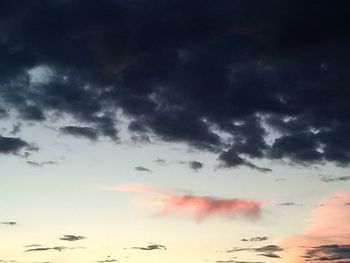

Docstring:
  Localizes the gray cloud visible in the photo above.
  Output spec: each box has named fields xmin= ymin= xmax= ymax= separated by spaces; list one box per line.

xmin=189 ymin=161 xmax=203 ymax=171
xmin=135 ymin=166 xmax=152 ymax=172
xmin=60 ymin=126 xmax=99 ymax=141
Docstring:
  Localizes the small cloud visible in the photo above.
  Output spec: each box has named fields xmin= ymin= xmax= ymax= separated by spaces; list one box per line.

xmin=60 ymin=235 xmax=86 ymax=241
xmin=189 ymin=161 xmax=203 ymax=171
xmin=241 ymin=236 xmax=269 ymax=242
xmin=27 ymin=161 xmax=57 ymax=167
xmin=277 ymin=202 xmax=295 ymax=206
xmin=131 ymin=243 xmax=167 ymax=251
xmin=135 ymin=166 xmax=152 ymax=172
xmin=154 ymin=158 xmax=166 ymax=165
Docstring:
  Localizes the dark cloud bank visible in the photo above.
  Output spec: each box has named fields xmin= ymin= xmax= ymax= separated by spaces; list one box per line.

xmin=1 ymin=1 xmax=350 ymax=169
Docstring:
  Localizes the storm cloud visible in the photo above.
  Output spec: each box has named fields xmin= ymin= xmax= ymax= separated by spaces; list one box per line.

xmin=0 ymin=1 xmax=350 ymax=169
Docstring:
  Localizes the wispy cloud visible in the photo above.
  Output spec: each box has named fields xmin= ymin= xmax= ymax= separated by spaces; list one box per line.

xmin=25 ymin=246 xmax=84 ymax=252
xmin=135 ymin=166 xmax=152 ymax=172
xmin=60 ymin=235 xmax=86 ymax=241
xmin=27 ymin=161 xmax=57 ymax=167
xmin=320 ymin=175 xmax=350 ymax=183
xmin=104 ymin=184 xmax=267 ymax=220
xmin=131 ymin=243 xmax=167 ymax=251
xmin=0 ymin=222 xmax=16 ymax=226
xmin=241 ymin=236 xmax=269 ymax=242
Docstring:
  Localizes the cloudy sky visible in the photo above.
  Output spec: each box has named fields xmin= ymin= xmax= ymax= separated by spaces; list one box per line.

xmin=1 ymin=1 xmax=350 ymax=263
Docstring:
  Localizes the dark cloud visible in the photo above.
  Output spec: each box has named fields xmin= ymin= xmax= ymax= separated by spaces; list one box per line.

xmin=135 ymin=166 xmax=152 ymax=172
xmin=241 ymin=236 xmax=269 ymax=242
xmin=131 ymin=243 xmax=167 ymax=251
xmin=189 ymin=161 xmax=203 ymax=171
xmin=0 ymin=222 xmax=16 ymax=225
xmin=304 ymin=244 xmax=350 ymax=261
xmin=320 ymin=175 xmax=350 ymax=183
xmin=25 ymin=246 xmax=84 ymax=252
xmin=59 ymin=235 xmax=86 ymax=242
xmin=60 ymin=126 xmax=99 ymax=141
xmin=1 ymin=1 xmax=350 ymax=167
xmin=0 ymin=135 xmax=31 ymax=154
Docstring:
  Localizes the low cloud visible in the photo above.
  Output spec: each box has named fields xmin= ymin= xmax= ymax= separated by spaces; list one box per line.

xmin=104 ymin=183 xmax=267 ymax=221
xmin=227 ymin=244 xmax=283 ymax=259
xmin=60 ymin=235 xmax=86 ymax=241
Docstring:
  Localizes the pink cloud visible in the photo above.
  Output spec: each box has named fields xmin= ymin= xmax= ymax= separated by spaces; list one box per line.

xmin=104 ymin=183 xmax=266 ymax=220
xmin=281 ymin=192 xmax=350 ymax=263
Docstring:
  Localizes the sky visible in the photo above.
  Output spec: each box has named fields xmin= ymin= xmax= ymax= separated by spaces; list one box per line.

xmin=0 ymin=1 xmax=350 ymax=263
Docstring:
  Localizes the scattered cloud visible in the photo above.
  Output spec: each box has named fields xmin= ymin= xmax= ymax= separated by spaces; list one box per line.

xmin=60 ymin=235 xmax=86 ymax=242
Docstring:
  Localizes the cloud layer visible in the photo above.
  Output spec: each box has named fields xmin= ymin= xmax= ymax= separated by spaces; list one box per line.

xmin=1 ymin=1 xmax=350 ymax=168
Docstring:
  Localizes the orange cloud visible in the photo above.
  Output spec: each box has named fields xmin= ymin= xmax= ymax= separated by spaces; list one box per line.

xmin=281 ymin=192 xmax=350 ymax=262
xmin=104 ymin=183 xmax=266 ymax=220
